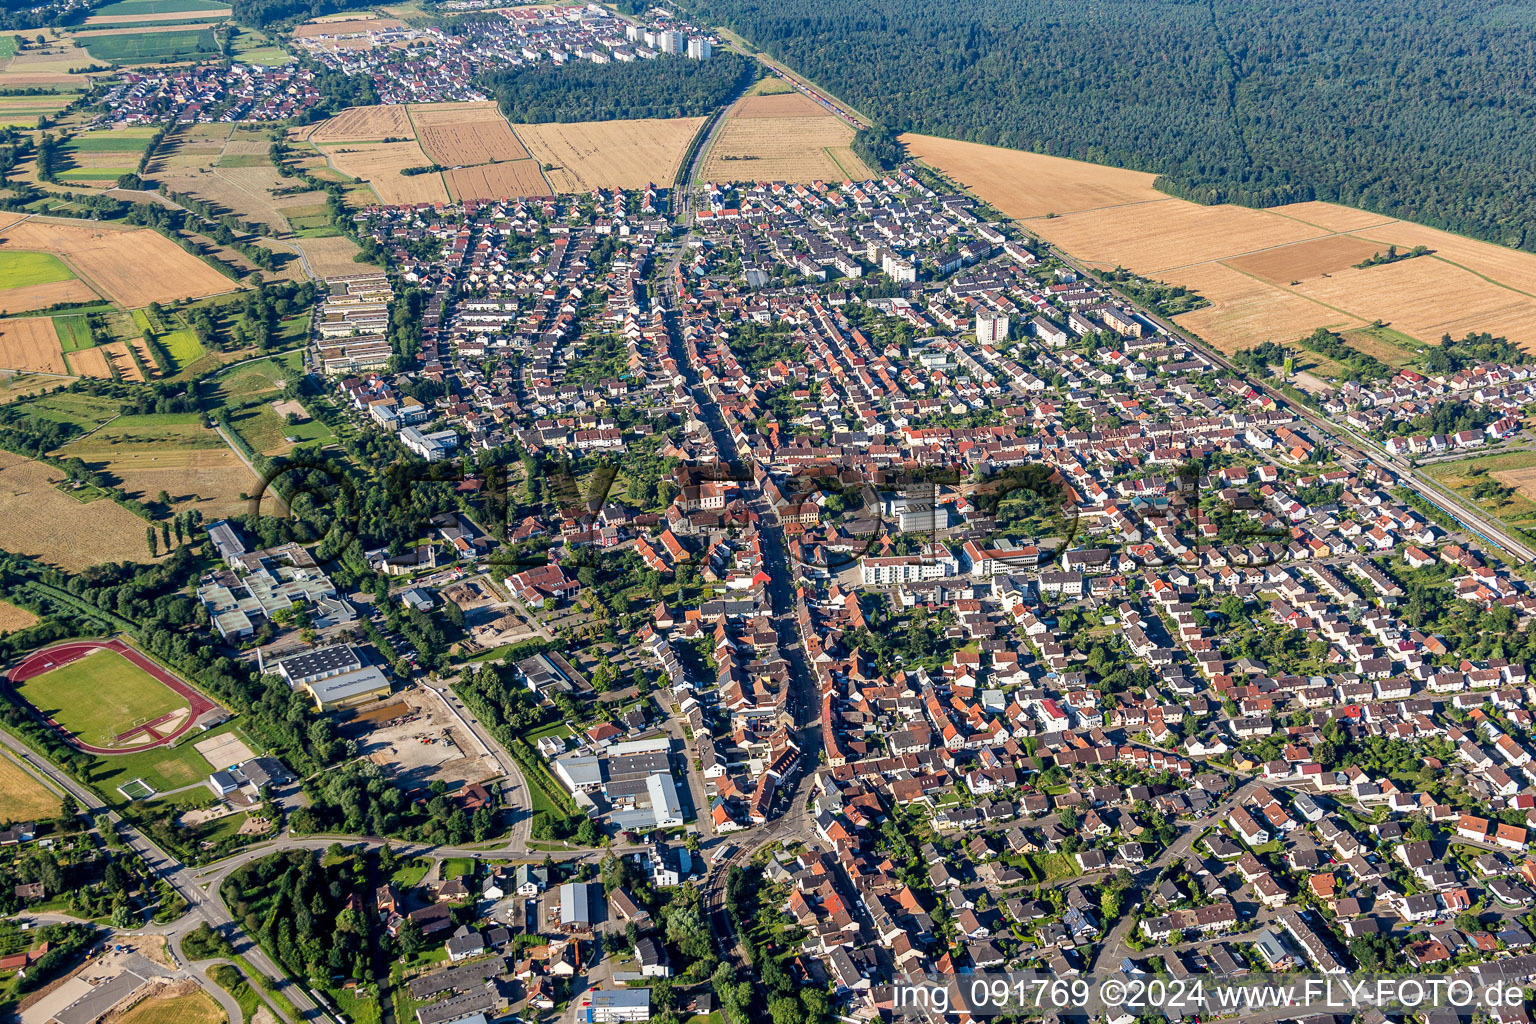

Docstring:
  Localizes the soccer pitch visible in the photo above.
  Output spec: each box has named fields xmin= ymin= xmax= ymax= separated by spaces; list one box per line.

xmin=14 ymin=649 xmax=189 ymax=749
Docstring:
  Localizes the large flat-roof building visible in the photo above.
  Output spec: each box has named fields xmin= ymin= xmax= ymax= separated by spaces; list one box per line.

xmin=580 ymin=988 xmax=650 ymax=1023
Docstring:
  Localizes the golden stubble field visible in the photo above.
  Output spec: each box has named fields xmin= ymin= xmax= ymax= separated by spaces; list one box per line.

xmin=700 ymin=113 xmax=872 ymax=185
xmin=311 ymin=103 xmax=411 ymax=142
xmin=317 ymin=140 xmax=448 ymax=204
xmin=0 ymin=217 xmax=236 ymax=306
xmin=56 ymin=439 xmax=257 ymax=518
xmin=443 ymin=161 xmax=550 ymax=200
xmin=0 ymin=752 xmax=59 ymax=823
xmin=410 ymin=101 xmax=529 ymax=165
xmin=519 ymin=117 xmax=706 ymax=192
xmin=909 ymin=136 xmax=1536 ymax=354
xmin=0 ymin=450 xmax=165 ymax=569
xmin=0 ymin=317 xmax=68 ymax=374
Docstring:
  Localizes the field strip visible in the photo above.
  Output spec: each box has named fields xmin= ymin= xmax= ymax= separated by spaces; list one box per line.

xmin=1016 ymin=196 xmax=1188 ymax=219
xmin=210 ymin=165 xmax=293 ymax=233
xmin=1264 ymin=206 xmax=1399 ymax=233
xmin=1212 ymin=259 xmax=1376 ymax=325
xmin=1150 ymin=224 xmax=1369 ymax=275
xmin=1344 ymin=234 xmax=1536 ymax=302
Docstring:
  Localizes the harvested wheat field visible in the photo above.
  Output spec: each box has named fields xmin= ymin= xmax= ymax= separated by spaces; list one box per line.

xmin=0 ymin=317 xmax=68 ymax=374
xmin=0 ymin=278 xmax=99 ymax=313
xmin=520 ymin=117 xmax=705 ymax=192
xmin=67 ymin=345 xmax=114 ymax=378
xmin=0 ymin=372 xmax=70 ymax=403
xmin=1493 ymin=466 xmax=1536 ymax=503
xmin=904 ymin=134 xmax=1162 ymax=219
xmin=84 ymin=7 xmax=229 ymax=23
xmin=1224 ymin=234 xmax=1384 ymax=285
xmin=1269 ymin=201 xmax=1399 ymax=233
xmin=1168 ymin=262 xmax=1365 ymax=353
xmin=1031 ymin=199 xmax=1327 ymax=273
xmin=0 ymin=753 xmax=58 ymax=823
xmin=1293 ymin=257 xmax=1536 ymax=344
xmin=0 ymin=450 xmax=163 ymax=569
xmin=0 ymin=218 xmax=235 ymax=306
xmin=73 ymin=21 xmax=220 ymax=35
xmin=700 ymin=115 xmax=870 ymax=185
xmin=318 ymin=140 xmax=447 ymax=204
xmin=417 ymin=117 xmax=528 ymax=167
xmin=116 ymin=986 xmax=224 ymax=1024
xmin=101 ymin=340 xmax=145 ymax=380
xmin=0 ymin=599 xmax=39 ymax=633
xmin=1348 ymin=220 xmax=1536 ymax=297
xmin=443 ymin=161 xmax=549 ymax=200
xmin=312 ymin=103 xmax=411 ymax=142
xmin=730 ymin=92 xmax=827 ymax=118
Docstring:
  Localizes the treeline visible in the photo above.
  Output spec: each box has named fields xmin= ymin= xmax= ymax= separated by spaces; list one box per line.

xmin=851 ymin=124 xmax=903 ymax=172
xmin=231 ymin=0 xmax=371 ymax=29
xmin=1296 ymin=327 xmax=1392 ymax=382
xmin=684 ymin=0 xmax=1536 ymax=251
xmin=478 ymin=51 xmax=755 ymax=123
xmin=1423 ymin=331 xmax=1535 ymax=375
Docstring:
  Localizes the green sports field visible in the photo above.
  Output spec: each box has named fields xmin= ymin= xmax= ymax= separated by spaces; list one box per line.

xmin=0 ymin=251 xmax=76 ymax=289
xmin=14 ymin=649 xmax=190 ymax=749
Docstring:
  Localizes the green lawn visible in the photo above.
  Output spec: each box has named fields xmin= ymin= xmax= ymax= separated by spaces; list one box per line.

xmin=1021 ymin=852 xmax=1080 ymax=883
xmin=0 ymin=251 xmax=75 ymax=289
xmin=14 ymin=648 xmax=189 ymax=749
xmin=88 ymin=721 xmax=249 ymax=804
xmin=390 ymin=858 xmax=430 ymax=888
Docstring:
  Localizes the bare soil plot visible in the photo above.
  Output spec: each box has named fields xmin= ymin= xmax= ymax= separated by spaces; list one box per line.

xmin=1031 ymin=199 xmax=1328 ymax=274
xmin=519 ymin=116 xmax=704 ymax=192
xmin=0 ymin=450 xmax=163 ymax=569
xmin=0 ymin=316 xmax=68 ymax=374
xmin=1224 ymin=234 xmax=1384 ymax=284
xmin=443 ymin=160 xmax=549 ymax=200
xmin=193 ymin=730 xmax=255 ymax=767
xmin=1268 ymin=200 xmax=1399 ymax=233
xmin=318 ymin=140 xmax=447 ymax=204
xmin=0 ymin=217 xmax=236 ymax=306
xmin=311 ymin=104 xmax=411 ymax=142
xmin=1164 ymin=261 xmax=1365 ymax=353
xmin=0 ymin=277 xmax=99 ymax=313
xmin=903 ymin=133 xmax=1162 ymax=219
xmin=730 ymin=91 xmax=826 ymax=117
xmin=700 ymin=114 xmax=873 ymax=185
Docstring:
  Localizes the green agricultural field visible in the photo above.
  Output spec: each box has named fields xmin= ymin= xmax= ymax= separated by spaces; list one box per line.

xmin=91 ymin=0 xmax=230 ymax=14
xmin=66 ymin=130 xmax=155 ymax=153
xmin=0 ymin=251 xmax=75 ymax=290
xmin=54 ymin=314 xmax=94 ymax=352
xmin=57 ymin=168 xmax=137 ymax=182
xmin=0 ymin=36 xmax=16 ymax=58
xmin=82 ymin=28 xmax=219 ymax=63
xmin=13 ymin=648 xmax=189 ymax=749
xmin=16 ymin=390 xmax=117 ymax=429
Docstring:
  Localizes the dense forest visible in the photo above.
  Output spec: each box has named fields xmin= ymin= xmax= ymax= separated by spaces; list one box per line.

xmin=231 ymin=0 xmax=370 ymax=29
xmin=479 ymin=51 xmax=755 ymax=123
xmin=684 ymin=0 xmax=1536 ymax=250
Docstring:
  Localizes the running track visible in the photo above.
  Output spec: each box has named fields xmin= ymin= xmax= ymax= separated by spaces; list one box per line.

xmin=7 ymin=639 xmax=217 ymax=754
